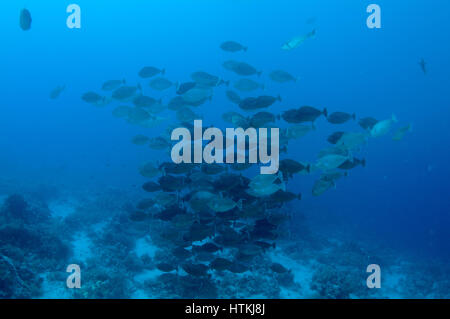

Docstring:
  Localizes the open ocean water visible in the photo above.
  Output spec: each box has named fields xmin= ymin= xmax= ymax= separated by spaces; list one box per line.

xmin=0 ymin=1 xmax=449 ymax=299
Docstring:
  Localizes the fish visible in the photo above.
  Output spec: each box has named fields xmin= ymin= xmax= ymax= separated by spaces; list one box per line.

xmin=191 ymin=71 xmax=228 ymax=87
xmin=112 ymin=85 xmax=141 ymax=101
xmin=269 ymin=70 xmax=296 ymax=83
xmin=133 ymin=95 xmax=160 ymax=108
xmin=270 ymin=263 xmax=290 ymax=273
xmin=338 ymin=158 xmax=366 ymax=170
xmin=19 ymin=9 xmax=32 ymax=31
xmin=172 ymin=247 xmax=191 ymax=260
xmin=247 ymin=173 xmax=286 ymax=197
xmin=315 ymin=154 xmax=349 ymax=171
xmin=312 ymin=178 xmax=335 ymax=196
xmin=127 ymin=107 xmax=150 ymax=125
xmin=82 ymin=92 xmax=107 ymax=105
xmin=212 ymin=173 xmax=243 ymax=191
xmin=284 ymin=125 xmax=312 ymax=139
xmin=282 ymin=29 xmax=316 ymax=50
xmin=156 ymin=263 xmax=177 ymax=272
xmin=177 ymin=107 xmax=200 ymax=123
xmin=225 ymin=90 xmax=242 ymax=105
xmin=192 ymin=243 xmax=222 ymax=253
xmin=154 ymin=192 xmax=177 ymax=207
xmin=176 ymin=82 xmax=197 ymax=95
xmin=209 ymin=258 xmax=233 ymax=271
xmin=148 ymin=136 xmax=171 ymax=150
xmin=336 ymin=132 xmax=368 ymax=151
xmin=250 ymin=112 xmax=276 ymax=128
xmin=181 ymin=263 xmax=209 ymax=277
xmin=268 ymin=190 xmax=302 ymax=203
xmin=282 ymin=106 xmax=327 ymax=124
xmin=327 ymin=131 xmax=346 ymax=144
xmin=320 ymin=171 xmax=348 ymax=182
xmin=139 ymin=161 xmax=160 ymax=178
xmin=136 ymin=198 xmax=156 ymax=210
xmin=223 ymin=60 xmax=262 ymax=76
xmin=233 ymin=79 xmax=264 ymax=92
xmin=370 ymin=114 xmax=398 ymax=138
xmin=359 ymin=117 xmax=379 ymax=131
xmin=189 ymin=191 xmax=216 ymax=212
xmin=239 ymin=95 xmax=282 ymax=111
xmin=149 ymin=77 xmax=175 ymax=91
xmin=327 ymin=112 xmax=356 ymax=124
xmin=208 ymin=196 xmax=242 ymax=213
xmin=220 ymin=41 xmax=247 ymax=52
xmin=419 ymin=58 xmax=427 ymax=75
xmin=102 ymin=79 xmax=125 ymax=91
xmin=168 ymin=96 xmax=188 ymax=111
xmin=222 ymin=111 xmax=248 ymax=127
xmin=139 ymin=66 xmax=165 ymax=78
xmin=155 ymin=205 xmax=185 ymax=221
xmin=392 ymin=124 xmax=412 ymax=141
xmin=279 ymin=159 xmax=310 ymax=179
xmin=182 ymin=87 xmax=213 ymax=106
xmin=50 ymin=85 xmax=65 ymax=99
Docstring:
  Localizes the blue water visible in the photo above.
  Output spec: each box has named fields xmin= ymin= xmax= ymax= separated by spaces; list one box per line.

xmin=0 ymin=1 xmax=449 ymax=299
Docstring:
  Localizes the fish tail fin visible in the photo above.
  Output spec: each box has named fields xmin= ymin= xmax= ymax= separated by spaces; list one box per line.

xmin=123 ymin=78 xmax=126 ymax=84
xmin=137 ymin=83 xmax=142 ymax=92
xmin=323 ymin=108 xmax=328 ymax=117
xmin=277 ymin=95 xmax=282 ymax=102
xmin=225 ymin=80 xmax=230 ymax=87
xmin=361 ymin=158 xmax=366 ymax=167
xmin=297 ymin=193 xmax=302 ymax=200
xmin=257 ymin=71 xmax=263 ymax=77
xmin=244 ymin=46 xmax=248 ymax=52
xmin=276 ymin=114 xmax=281 ymax=121
xmin=352 ymin=113 xmax=356 ymax=120
xmin=158 ymin=98 xmax=163 ymax=104
xmin=306 ymin=164 xmax=311 ymax=173
xmin=161 ymin=69 xmax=166 ymax=75
xmin=272 ymin=242 xmax=276 ymax=249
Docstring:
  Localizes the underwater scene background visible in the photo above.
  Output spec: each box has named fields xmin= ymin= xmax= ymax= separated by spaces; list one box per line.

xmin=0 ymin=0 xmax=449 ymax=299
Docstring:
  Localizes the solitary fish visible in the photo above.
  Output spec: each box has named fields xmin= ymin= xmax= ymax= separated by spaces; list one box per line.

xmin=269 ymin=70 xmax=296 ymax=83
xmin=20 ymin=9 xmax=32 ymax=31
xmin=282 ymin=29 xmax=316 ymax=50
xmin=50 ymin=85 xmax=65 ymax=99
xmin=419 ymin=58 xmax=427 ymax=75
xmin=392 ymin=124 xmax=412 ymax=141
xmin=139 ymin=66 xmax=165 ymax=78
xmin=220 ymin=41 xmax=247 ymax=53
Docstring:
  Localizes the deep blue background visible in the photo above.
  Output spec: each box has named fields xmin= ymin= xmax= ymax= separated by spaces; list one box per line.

xmin=0 ymin=1 xmax=449 ymax=261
